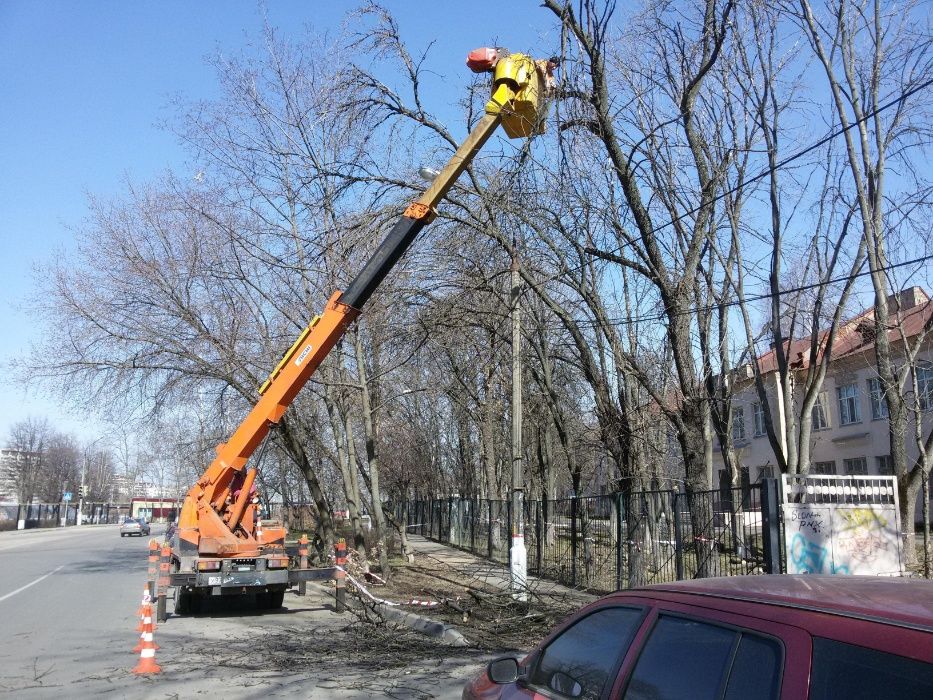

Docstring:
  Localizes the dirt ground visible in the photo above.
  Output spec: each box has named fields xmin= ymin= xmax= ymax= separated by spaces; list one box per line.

xmin=339 ymin=550 xmax=583 ymax=653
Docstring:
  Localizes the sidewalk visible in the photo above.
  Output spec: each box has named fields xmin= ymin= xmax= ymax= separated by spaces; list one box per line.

xmin=403 ymin=534 xmax=597 ymax=607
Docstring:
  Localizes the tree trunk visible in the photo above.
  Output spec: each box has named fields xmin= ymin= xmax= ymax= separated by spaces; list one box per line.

xmin=353 ymin=327 xmax=391 ymax=576
xmin=323 ymin=370 xmax=366 ymax=554
xmin=278 ymin=416 xmax=335 ymax=555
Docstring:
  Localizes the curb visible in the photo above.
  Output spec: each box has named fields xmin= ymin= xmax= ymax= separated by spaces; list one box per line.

xmin=305 ymin=581 xmax=469 ymax=647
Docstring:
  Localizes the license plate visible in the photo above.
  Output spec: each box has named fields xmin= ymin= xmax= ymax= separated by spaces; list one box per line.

xmin=208 ymin=576 xmax=221 ymax=585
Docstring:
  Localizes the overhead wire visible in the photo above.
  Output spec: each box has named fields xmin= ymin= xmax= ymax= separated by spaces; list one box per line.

xmin=367 ymin=64 xmax=933 ymax=337
xmin=547 ymin=251 xmax=933 ymax=331
xmin=459 ymin=70 xmax=933 ymax=338
xmin=529 ymin=73 xmax=933 ymax=284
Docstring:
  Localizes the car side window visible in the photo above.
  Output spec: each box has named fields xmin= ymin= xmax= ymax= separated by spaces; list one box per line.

xmin=723 ymin=633 xmax=783 ymax=700
xmin=529 ymin=606 xmax=645 ymax=699
xmin=809 ymin=637 xmax=933 ymax=700
xmin=624 ymin=615 xmax=782 ymax=700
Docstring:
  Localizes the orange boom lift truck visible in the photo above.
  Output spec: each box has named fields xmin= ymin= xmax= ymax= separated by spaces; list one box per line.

xmin=169 ymin=48 xmax=557 ymax=614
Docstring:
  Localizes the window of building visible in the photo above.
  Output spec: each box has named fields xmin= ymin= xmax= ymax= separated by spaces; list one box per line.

xmin=812 ymin=461 xmax=836 ymax=475
xmin=837 ymin=383 xmax=861 ymax=425
xmin=843 ymin=457 xmax=868 ymax=475
xmin=918 ymin=366 xmax=933 ymax=411
xmin=876 ymin=455 xmax=894 ymax=475
xmin=753 ymin=402 xmax=766 ymax=437
xmin=732 ymin=407 xmax=746 ymax=441
xmin=867 ymin=377 xmax=889 ymax=420
xmin=812 ymin=391 xmax=830 ymax=430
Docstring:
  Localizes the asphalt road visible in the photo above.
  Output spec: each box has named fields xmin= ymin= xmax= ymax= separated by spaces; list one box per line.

xmin=0 ymin=525 xmax=491 ymax=698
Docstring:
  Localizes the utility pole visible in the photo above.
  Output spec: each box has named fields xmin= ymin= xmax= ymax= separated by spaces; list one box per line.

xmin=510 ymin=247 xmax=527 ymax=601
xmin=77 ymin=450 xmax=87 ymax=526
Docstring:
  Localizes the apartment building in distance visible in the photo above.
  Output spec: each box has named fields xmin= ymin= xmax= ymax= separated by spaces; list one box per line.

xmin=715 ymin=287 xmax=933 ymax=511
xmin=0 ymin=449 xmax=26 ymax=502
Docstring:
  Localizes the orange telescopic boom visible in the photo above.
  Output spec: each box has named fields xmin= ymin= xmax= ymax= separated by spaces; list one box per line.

xmin=175 ymin=48 xmax=556 ymax=573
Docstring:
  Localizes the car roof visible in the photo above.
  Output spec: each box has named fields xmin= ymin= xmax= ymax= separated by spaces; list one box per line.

xmin=613 ymin=575 xmax=933 ymax=632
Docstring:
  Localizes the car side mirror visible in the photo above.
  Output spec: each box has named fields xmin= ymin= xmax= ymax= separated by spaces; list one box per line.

xmin=487 ymin=657 xmax=520 ymax=684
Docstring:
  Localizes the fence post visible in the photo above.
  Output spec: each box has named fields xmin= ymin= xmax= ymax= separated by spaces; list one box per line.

xmin=470 ymin=498 xmax=476 ymax=554
xmin=487 ymin=500 xmax=493 ymax=559
xmin=761 ymin=478 xmax=782 ymax=574
xmin=571 ymin=495 xmax=578 ymax=587
xmin=673 ymin=491 xmax=685 ymax=580
xmin=506 ymin=498 xmax=513 ymax=566
xmin=535 ymin=497 xmax=543 ymax=575
xmin=615 ymin=493 xmax=624 ymax=591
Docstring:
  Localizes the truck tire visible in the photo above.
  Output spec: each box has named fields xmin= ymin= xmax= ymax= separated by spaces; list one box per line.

xmin=175 ymin=588 xmax=192 ymax=615
xmin=256 ymin=590 xmax=285 ymax=610
xmin=265 ymin=590 xmax=285 ymax=609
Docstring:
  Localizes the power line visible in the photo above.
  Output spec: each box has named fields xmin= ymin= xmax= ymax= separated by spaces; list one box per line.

xmin=555 ymin=251 xmax=933 ymax=331
xmin=385 ymin=250 xmax=931 ymax=335
xmin=535 ymin=74 xmax=933 ymax=283
xmin=373 ymin=76 xmax=933 ymax=335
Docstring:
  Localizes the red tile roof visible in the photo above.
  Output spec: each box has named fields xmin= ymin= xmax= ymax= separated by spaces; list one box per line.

xmin=752 ymin=293 xmax=933 ymax=376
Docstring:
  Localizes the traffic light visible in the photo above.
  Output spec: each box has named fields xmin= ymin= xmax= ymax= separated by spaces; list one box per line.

xmin=79 ymin=484 xmax=89 ymax=498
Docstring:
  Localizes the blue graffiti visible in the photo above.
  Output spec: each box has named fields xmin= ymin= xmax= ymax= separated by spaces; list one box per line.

xmin=789 ymin=533 xmax=849 ymax=575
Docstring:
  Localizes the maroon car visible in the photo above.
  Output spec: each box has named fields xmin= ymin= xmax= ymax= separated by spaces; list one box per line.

xmin=463 ymin=575 xmax=933 ymax=700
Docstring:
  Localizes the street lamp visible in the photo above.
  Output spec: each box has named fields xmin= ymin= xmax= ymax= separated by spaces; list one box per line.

xmin=370 ymin=386 xmax=428 ymax=414
xmin=418 ymin=166 xmax=440 ymax=182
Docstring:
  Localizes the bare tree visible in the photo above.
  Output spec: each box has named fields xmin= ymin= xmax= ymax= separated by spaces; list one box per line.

xmin=7 ymin=417 xmax=52 ymax=503
xmin=795 ymin=0 xmax=933 ymax=566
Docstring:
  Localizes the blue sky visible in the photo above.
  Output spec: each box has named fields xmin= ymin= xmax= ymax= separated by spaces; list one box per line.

xmin=0 ymin=0 xmax=553 ymax=442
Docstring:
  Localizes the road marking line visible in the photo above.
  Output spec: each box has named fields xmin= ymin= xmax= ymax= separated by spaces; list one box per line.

xmin=0 ymin=565 xmax=65 ymax=603
xmin=0 ymin=526 xmax=114 ymax=552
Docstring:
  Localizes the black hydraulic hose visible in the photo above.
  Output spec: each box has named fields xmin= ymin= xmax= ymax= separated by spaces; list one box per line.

xmin=339 ymin=215 xmax=427 ymax=310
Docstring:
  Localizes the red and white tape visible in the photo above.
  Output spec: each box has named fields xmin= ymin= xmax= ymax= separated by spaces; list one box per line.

xmin=336 ymin=566 xmax=439 ymax=608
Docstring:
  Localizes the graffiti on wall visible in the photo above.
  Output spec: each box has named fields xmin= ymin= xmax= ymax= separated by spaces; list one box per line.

xmin=782 ymin=493 xmax=901 ymax=576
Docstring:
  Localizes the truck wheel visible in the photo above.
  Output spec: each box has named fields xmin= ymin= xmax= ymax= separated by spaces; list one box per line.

xmin=265 ymin=590 xmax=285 ymax=609
xmin=175 ymin=588 xmax=191 ymax=615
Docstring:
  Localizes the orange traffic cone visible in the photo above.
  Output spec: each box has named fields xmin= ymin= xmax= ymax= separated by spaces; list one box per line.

xmin=131 ymin=606 xmax=161 ymax=674
xmin=137 ymin=585 xmax=159 ymax=631
xmin=136 ymin=584 xmax=150 ymax=617
xmin=132 ymin=604 xmax=159 ymax=653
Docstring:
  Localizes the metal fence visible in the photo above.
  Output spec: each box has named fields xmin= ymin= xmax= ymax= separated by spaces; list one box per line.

xmin=0 ymin=503 xmax=126 ymax=531
xmin=393 ymin=483 xmax=776 ymax=593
